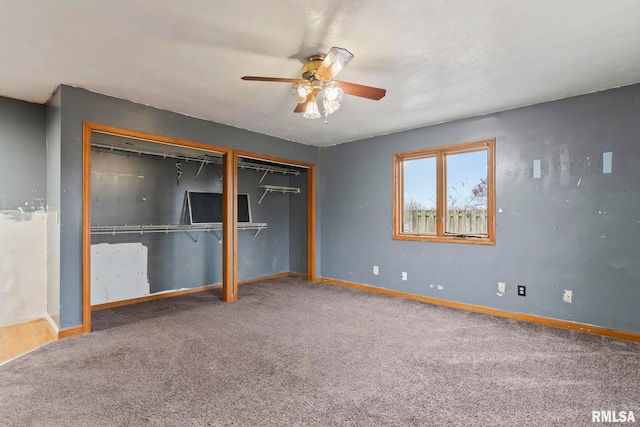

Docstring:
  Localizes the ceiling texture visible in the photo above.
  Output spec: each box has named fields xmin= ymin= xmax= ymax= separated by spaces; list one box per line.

xmin=1 ymin=1 xmax=640 ymax=146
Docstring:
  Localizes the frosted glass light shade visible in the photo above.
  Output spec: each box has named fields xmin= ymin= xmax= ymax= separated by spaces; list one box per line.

xmin=322 ymin=82 xmax=342 ymax=117
xmin=323 ymin=84 xmax=344 ymax=102
xmin=322 ymin=97 xmax=341 ymax=115
xmin=303 ymin=94 xmax=321 ymax=119
xmin=291 ymin=82 xmax=311 ymax=103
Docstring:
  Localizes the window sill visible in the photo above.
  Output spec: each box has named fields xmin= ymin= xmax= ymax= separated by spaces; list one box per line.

xmin=393 ymin=233 xmax=495 ymax=246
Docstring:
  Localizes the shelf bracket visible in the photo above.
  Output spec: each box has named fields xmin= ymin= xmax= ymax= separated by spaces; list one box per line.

xmin=195 ymin=159 xmax=207 ymax=178
xmin=258 ymin=188 xmax=269 ymax=204
xmin=176 ymin=162 xmax=182 ymax=186
xmin=258 ymin=167 xmax=272 ymax=184
xmin=187 ymin=229 xmax=206 ymax=243
xmin=253 ymin=223 xmax=266 ymax=240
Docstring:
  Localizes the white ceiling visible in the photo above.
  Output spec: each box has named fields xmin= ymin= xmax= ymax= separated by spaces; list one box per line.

xmin=1 ymin=1 xmax=640 ymax=147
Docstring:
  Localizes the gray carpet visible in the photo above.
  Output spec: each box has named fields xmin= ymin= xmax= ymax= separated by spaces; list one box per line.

xmin=1 ymin=278 xmax=638 ymax=426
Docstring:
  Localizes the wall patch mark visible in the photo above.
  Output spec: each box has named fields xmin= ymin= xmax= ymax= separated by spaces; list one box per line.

xmin=603 ymin=152 xmax=612 ymax=174
xmin=533 ymin=159 xmax=541 ymax=179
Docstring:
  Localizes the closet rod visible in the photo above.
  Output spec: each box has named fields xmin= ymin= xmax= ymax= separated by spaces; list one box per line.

xmin=91 ymin=141 xmax=300 ymax=176
xmin=91 ymin=141 xmax=220 ymax=165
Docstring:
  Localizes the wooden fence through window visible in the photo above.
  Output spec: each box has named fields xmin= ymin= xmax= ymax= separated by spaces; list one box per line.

xmin=405 ymin=209 xmax=487 ymax=235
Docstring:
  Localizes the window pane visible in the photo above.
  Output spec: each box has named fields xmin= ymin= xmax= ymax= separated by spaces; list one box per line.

xmin=445 ymin=150 xmax=488 ymax=235
xmin=403 ymin=157 xmax=436 ymax=234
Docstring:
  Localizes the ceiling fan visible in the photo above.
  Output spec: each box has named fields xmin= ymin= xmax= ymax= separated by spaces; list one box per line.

xmin=241 ymin=47 xmax=386 ymax=123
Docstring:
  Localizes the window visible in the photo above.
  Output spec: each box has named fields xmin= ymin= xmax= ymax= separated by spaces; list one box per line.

xmin=393 ymin=138 xmax=495 ymax=245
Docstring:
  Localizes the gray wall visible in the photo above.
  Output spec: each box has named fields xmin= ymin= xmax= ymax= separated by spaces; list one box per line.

xmin=58 ymin=85 xmax=320 ymax=328
xmin=321 ymin=83 xmax=640 ymax=334
xmin=0 ymin=97 xmax=46 ymax=210
xmin=8 ymin=82 xmax=639 ymax=334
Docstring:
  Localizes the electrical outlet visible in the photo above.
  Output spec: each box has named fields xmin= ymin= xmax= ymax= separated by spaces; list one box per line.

xmin=498 ymin=282 xmax=506 ymax=293
xmin=563 ymin=289 xmax=573 ymax=303
xmin=401 ymin=272 xmax=407 ymax=281
xmin=517 ymin=285 xmax=526 ymax=296
xmin=373 ymin=266 xmax=379 ymax=275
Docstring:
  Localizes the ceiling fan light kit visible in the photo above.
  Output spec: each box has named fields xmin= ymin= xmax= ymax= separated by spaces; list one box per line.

xmin=242 ymin=47 xmax=386 ymax=124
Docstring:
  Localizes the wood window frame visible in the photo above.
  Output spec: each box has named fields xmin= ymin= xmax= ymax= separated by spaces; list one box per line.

xmin=392 ymin=138 xmax=496 ymax=245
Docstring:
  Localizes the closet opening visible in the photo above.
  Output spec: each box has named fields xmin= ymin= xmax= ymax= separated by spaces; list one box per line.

xmin=81 ymin=124 xmax=317 ymax=334
xmin=233 ymin=151 xmax=316 ymax=287
xmin=82 ymin=123 xmax=232 ymax=333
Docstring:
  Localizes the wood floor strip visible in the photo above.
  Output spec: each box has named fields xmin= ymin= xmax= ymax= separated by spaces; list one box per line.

xmin=0 ymin=319 xmax=57 ymax=365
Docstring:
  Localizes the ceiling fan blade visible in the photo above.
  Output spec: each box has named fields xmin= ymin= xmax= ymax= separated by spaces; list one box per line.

xmin=241 ymin=76 xmax=305 ymax=83
xmin=294 ymin=102 xmax=307 ymax=113
xmin=316 ymin=47 xmax=354 ymax=81
xmin=336 ymin=81 xmax=386 ymax=100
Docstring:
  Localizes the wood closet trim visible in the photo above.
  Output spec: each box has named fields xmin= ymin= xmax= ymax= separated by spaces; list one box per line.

xmin=222 ymin=150 xmax=235 ymax=301
xmin=82 ymin=122 xmax=231 ymax=333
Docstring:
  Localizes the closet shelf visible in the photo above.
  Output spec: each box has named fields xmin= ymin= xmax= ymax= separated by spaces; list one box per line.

xmin=91 ymin=223 xmax=267 ymax=239
xmin=258 ymin=185 xmax=301 ymax=204
xmin=91 ymin=140 xmax=300 ymax=176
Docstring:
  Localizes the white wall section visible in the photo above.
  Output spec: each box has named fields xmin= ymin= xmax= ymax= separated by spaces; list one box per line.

xmin=90 ymin=243 xmax=150 ymax=306
xmin=0 ymin=212 xmax=47 ymax=327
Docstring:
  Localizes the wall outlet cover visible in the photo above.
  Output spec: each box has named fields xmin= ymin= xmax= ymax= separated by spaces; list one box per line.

xmin=563 ymin=289 xmax=573 ymax=303
xmin=517 ymin=285 xmax=526 ymax=296
xmin=498 ymin=282 xmax=506 ymax=293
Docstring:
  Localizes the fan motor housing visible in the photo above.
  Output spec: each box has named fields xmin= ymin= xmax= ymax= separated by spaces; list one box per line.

xmin=301 ymin=54 xmax=325 ymax=81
